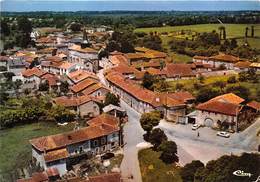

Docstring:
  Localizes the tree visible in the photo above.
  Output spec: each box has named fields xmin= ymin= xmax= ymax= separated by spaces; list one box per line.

xmin=140 ymin=111 xmax=161 ymax=141
xmin=0 ymin=20 xmax=10 ymax=36
xmin=16 ymin=17 xmax=32 ymax=48
xmin=230 ymin=39 xmax=238 ymax=49
xmin=104 ymin=92 xmax=120 ymax=106
xmin=238 ymin=71 xmax=248 ymax=82
xmin=227 ymin=76 xmax=237 ymax=83
xmin=149 ymin=128 xmax=167 ymax=150
xmin=245 ymin=27 xmax=249 ymax=37
xmin=196 ymin=87 xmax=221 ymax=103
xmin=38 ymin=81 xmax=49 ymax=91
xmin=49 ymin=105 xmax=75 ymax=123
xmin=142 ymin=72 xmax=155 ymax=90
xmin=222 ymin=27 xmax=226 ymax=40
xmin=198 ymin=75 xmax=205 ymax=83
xmin=180 ymin=160 xmax=204 ymax=182
xmin=60 ymin=81 xmax=69 ymax=93
xmin=194 ymin=153 xmax=260 ymax=182
xmin=251 ymin=25 xmax=254 ymax=37
xmin=70 ymin=23 xmax=82 ymax=32
xmin=159 ymin=140 xmax=179 ymax=164
xmin=218 ymin=26 xmax=223 ymax=40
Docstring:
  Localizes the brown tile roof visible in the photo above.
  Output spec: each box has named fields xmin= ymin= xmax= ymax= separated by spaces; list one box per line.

xmin=146 ymin=68 xmax=165 ymax=76
xmin=44 ymin=148 xmax=69 ymax=162
xmin=110 ymin=55 xmax=128 ymax=65
xmin=250 ymin=63 xmax=260 ymax=68
xmin=193 ymin=55 xmax=209 ymax=60
xmin=22 ymin=67 xmax=47 ymax=78
xmin=246 ymin=101 xmax=260 ymax=111
xmin=196 ymin=100 xmax=242 ymax=116
xmin=71 ymin=78 xmax=98 ymax=93
xmin=106 ymin=73 xmax=185 ymax=108
xmin=196 ymin=93 xmax=244 ymax=116
xmin=167 ymin=91 xmax=195 ymax=103
xmin=17 ymin=168 xmax=59 ymax=182
xmin=54 ymin=95 xmax=99 ymax=107
xmin=46 ymin=168 xmax=60 ymax=177
xmin=210 ymin=93 xmax=245 ymax=105
xmin=87 ymin=113 xmax=119 ymax=127
xmin=209 ymin=53 xmax=239 ymax=63
xmin=30 ymin=123 xmax=119 ymax=152
xmin=41 ymin=73 xmax=59 ymax=86
xmin=125 ymin=53 xmax=147 ymax=60
xmin=135 ymin=47 xmax=167 ymax=59
xmin=234 ymin=61 xmax=251 ymax=68
xmin=110 ymin=64 xmax=138 ymax=75
xmin=163 ymin=63 xmax=195 ymax=78
xmin=59 ymin=62 xmax=76 ymax=69
xmin=67 ymin=69 xmax=98 ymax=84
xmin=81 ymin=83 xmax=109 ymax=95
xmin=69 ymin=45 xmax=98 ymax=54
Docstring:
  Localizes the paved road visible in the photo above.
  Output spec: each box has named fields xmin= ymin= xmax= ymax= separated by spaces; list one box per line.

xmin=120 ymin=100 xmax=144 ymax=182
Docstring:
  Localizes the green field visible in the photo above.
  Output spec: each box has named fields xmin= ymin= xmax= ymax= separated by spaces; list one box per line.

xmin=138 ymin=148 xmax=182 ymax=182
xmin=136 ymin=24 xmax=260 ymax=53
xmin=0 ymin=122 xmax=74 ymax=180
xmin=135 ymin=24 xmax=260 ymax=39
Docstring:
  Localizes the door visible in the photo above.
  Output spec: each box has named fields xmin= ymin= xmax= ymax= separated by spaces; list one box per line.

xmin=205 ymin=118 xmax=214 ymax=127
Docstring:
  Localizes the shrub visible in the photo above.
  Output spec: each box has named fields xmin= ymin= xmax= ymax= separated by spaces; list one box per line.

xmin=159 ymin=141 xmax=179 ymax=164
xmin=227 ymin=76 xmax=237 ymax=83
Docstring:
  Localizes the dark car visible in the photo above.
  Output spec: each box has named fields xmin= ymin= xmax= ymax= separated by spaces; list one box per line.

xmin=101 ymin=152 xmax=115 ymax=160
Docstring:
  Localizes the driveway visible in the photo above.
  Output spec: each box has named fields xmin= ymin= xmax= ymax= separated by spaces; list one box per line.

xmin=119 ymin=100 xmax=144 ymax=182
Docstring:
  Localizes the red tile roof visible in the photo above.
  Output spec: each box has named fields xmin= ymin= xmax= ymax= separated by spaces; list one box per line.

xmin=41 ymin=73 xmax=59 ymax=86
xmin=69 ymin=45 xmax=98 ymax=54
xmin=234 ymin=61 xmax=251 ymax=68
xmin=106 ymin=73 xmax=186 ymax=108
xmin=110 ymin=55 xmax=128 ymax=65
xmin=54 ymin=95 xmax=99 ymax=107
xmin=30 ymin=123 xmax=119 ymax=152
xmin=44 ymin=148 xmax=69 ymax=162
xmin=87 ymin=113 xmax=119 ymax=128
xmin=209 ymin=53 xmax=239 ymax=63
xmin=22 ymin=67 xmax=47 ymax=78
xmin=71 ymin=79 xmax=98 ymax=93
xmin=81 ymin=83 xmax=109 ymax=96
xmin=246 ymin=101 xmax=260 ymax=111
xmin=196 ymin=93 xmax=244 ymax=116
xmin=67 ymin=70 xmax=98 ymax=84
xmin=163 ymin=63 xmax=195 ymax=78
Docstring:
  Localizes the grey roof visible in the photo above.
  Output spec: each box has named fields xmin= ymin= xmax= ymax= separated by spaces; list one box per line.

xmin=103 ymin=104 xmax=125 ymax=113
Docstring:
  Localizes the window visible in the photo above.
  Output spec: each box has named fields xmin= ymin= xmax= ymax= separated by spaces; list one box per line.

xmin=111 ymin=142 xmax=115 ymax=147
xmin=74 ymin=149 xmax=78 ymax=154
xmin=102 ymin=146 xmax=106 ymax=151
xmin=101 ymin=137 xmax=106 ymax=145
xmin=94 ymin=140 xmax=98 ymax=147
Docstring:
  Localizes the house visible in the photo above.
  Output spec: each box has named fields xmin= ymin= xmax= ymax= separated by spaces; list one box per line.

xmin=17 ymin=168 xmax=60 ymax=182
xmin=54 ymin=95 xmax=101 ymax=117
xmin=67 ymin=69 xmax=99 ymax=85
xmin=68 ymin=44 xmax=99 ymax=73
xmin=81 ymin=83 xmax=110 ymax=98
xmin=29 ymin=114 xmax=121 ymax=175
xmin=193 ymin=54 xmax=240 ymax=70
xmin=234 ymin=61 xmax=251 ymax=71
xmin=246 ymin=100 xmax=260 ymax=113
xmin=103 ymin=104 xmax=126 ymax=118
xmin=41 ymin=57 xmax=78 ymax=76
xmin=22 ymin=67 xmax=47 ymax=88
xmin=106 ymin=72 xmax=192 ymax=122
xmin=162 ymin=63 xmax=196 ymax=80
xmin=250 ymin=63 xmax=260 ymax=71
xmin=70 ymin=78 xmax=98 ymax=95
xmin=0 ymin=56 xmax=9 ymax=68
xmin=7 ymin=58 xmax=28 ymax=75
xmin=40 ymin=73 xmax=60 ymax=91
xmin=195 ymin=93 xmax=247 ymax=132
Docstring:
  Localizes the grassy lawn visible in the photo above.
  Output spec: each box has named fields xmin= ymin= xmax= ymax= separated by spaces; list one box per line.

xmin=138 ymin=148 xmax=182 ymax=182
xmin=0 ymin=122 xmax=74 ymax=178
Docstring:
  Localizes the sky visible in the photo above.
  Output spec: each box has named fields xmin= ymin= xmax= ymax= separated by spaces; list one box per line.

xmin=1 ymin=0 xmax=260 ymax=11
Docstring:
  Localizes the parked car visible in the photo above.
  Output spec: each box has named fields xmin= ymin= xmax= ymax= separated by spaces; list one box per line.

xmin=217 ymin=131 xmax=230 ymax=138
xmin=101 ymin=152 xmax=115 ymax=160
xmin=192 ymin=124 xmax=200 ymax=130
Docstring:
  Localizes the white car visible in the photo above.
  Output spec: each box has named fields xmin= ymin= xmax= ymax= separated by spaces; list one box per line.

xmin=217 ymin=131 xmax=230 ymax=138
xmin=192 ymin=124 xmax=200 ymax=130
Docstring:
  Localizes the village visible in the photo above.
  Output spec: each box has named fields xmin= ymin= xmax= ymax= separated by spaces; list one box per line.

xmin=0 ymin=17 xmax=260 ymax=182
